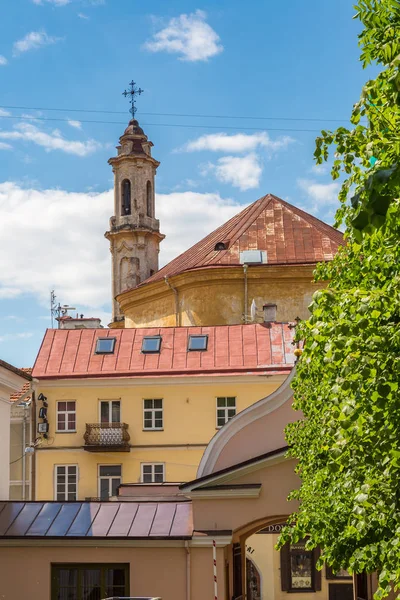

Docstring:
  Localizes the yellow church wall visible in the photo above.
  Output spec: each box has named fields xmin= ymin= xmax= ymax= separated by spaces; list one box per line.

xmin=119 ymin=265 xmax=323 ymax=329
xmin=35 ymin=377 xmax=284 ymax=500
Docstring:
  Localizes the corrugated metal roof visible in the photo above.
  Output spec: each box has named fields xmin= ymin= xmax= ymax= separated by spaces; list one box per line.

xmin=137 ymin=194 xmax=343 ymax=287
xmin=0 ymin=501 xmax=193 ymax=539
xmin=32 ymin=323 xmax=295 ymax=379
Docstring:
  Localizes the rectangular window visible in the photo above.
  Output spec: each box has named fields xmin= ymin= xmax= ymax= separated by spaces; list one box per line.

xmin=55 ymin=465 xmax=78 ymax=501
xmin=188 ymin=334 xmax=208 ymax=351
xmin=51 ymin=564 xmax=129 ymax=599
xmin=143 ymin=398 xmax=163 ymax=430
xmin=57 ymin=401 xmax=76 ymax=432
xmin=280 ymin=540 xmax=321 ymax=592
xmin=142 ymin=336 xmax=162 ymax=353
xmin=98 ymin=465 xmax=122 ymax=500
xmin=141 ymin=463 xmax=165 ymax=483
xmin=216 ymin=397 xmax=236 ymax=427
xmin=95 ymin=337 xmax=116 ymax=354
xmin=100 ymin=400 xmax=121 ymax=423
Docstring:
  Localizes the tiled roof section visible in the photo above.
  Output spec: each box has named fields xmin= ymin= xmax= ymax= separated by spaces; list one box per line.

xmin=6 ymin=368 xmax=32 ymax=403
xmin=140 ymin=194 xmax=343 ymax=286
xmin=32 ymin=324 xmax=295 ymax=379
xmin=0 ymin=501 xmax=193 ymax=539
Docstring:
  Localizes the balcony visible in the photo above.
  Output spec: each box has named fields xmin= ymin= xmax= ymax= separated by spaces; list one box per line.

xmin=83 ymin=423 xmax=130 ymax=452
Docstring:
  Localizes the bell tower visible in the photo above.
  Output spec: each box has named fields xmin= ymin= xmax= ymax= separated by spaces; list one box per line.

xmin=105 ymin=81 xmax=164 ymax=326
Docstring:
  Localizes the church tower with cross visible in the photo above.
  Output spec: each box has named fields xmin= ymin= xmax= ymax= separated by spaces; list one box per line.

xmin=105 ymin=81 xmax=164 ymax=326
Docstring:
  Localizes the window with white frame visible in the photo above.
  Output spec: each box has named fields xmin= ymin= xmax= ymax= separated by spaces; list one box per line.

xmin=216 ymin=397 xmax=236 ymax=427
xmin=143 ymin=399 xmax=163 ymax=430
xmin=55 ymin=465 xmax=78 ymax=501
xmin=141 ymin=463 xmax=165 ymax=483
xmin=57 ymin=401 xmax=76 ymax=432
xmin=98 ymin=465 xmax=122 ymax=500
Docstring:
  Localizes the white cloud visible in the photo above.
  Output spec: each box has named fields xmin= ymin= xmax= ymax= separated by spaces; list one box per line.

xmin=143 ymin=9 xmax=223 ymax=62
xmin=0 ymin=56 xmax=8 ymax=66
xmin=203 ymin=153 xmax=262 ymax=191
xmin=78 ymin=12 xmax=89 ymax=19
xmin=67 ymin=120 xmax=82 ymax=130
xmin=0 ymin=332 xmax=34 ymax=343
xmin=0 ymin=183 xmax=244 ymax=310
xmin=13 ymin=30 xmax=62 ymax=56
xmin=0 ymin=142 xmax=12 ymax=150
xmin=0 ymin=122 xmax=102 ymax=156
xmin=310 ymin=163 xmax=330 ymax=176
xmin=182 ymin=132 xmax=294 ymax=154
xmin=0 ymin=109 xmax=11 ymax=117
xmin=298 ymin=178 xmax=340 ymax=207
xmin=33 ymin=0 xmax=70 ymax=5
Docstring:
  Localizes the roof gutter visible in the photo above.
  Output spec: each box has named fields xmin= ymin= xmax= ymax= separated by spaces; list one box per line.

xmin=165 ymin=276 xmax=180 ymax=327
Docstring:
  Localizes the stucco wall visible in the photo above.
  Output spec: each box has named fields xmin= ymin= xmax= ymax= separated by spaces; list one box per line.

xmin=0 ymin=400 xmax=10 ymax=500
xmin=120 ymin=265 xmax=322 ymax=329
xmin=0 ymin=544 xmax=225 ymax=600
xmin=35 ymin=378 xmax=282 ymax=499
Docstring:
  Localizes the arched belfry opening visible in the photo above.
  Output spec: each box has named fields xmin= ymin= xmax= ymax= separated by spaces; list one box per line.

xmin=146 ymin=180 xmax=152 ymax=217
xmin=121 ymin=179 xmax=131 ymax=216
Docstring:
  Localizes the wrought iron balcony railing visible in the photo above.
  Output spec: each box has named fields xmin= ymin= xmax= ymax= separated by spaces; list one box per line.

xmin=83 ymin=423 xmax=130 ymax=452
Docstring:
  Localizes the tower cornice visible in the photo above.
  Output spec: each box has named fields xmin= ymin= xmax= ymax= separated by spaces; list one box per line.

xmin=108 ymin=154 xmax=160 ymax=169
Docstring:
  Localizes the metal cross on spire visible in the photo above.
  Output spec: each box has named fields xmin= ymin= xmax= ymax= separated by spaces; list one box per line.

xmin=122 ymin=80 xmax=144 ymax=119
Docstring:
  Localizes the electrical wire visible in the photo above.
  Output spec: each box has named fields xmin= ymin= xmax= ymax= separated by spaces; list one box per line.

xmin=0 ymin=104 xmax=351 ymax=123
xmin=0 ymin=114 xmax=323 ymax=133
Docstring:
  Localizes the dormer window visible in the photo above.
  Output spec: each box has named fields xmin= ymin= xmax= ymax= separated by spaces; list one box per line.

xmin=188 ymin=335 xmax=208 ymax=351
xmin=142 ymin=336 xmax=162 ymax=354
xmin=214 ymin=242 xmax=227 ymax=251
xmin=95 ymin=338 xmax=116 ymax=354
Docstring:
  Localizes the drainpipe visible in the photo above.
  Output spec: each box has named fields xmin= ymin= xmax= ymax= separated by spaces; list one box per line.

xmin=22 ymin=407 xmax=27 ymax=500
xmin=165 ymin=276 xmax=180 ymax=326
xmin=243 ymin=264 xmax=248 ymax=324
xmin=185 ymin=541 xmax=191 ymax=600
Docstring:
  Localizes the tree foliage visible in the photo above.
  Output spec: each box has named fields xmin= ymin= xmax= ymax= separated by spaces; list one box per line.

xmin=278 ymin=2 xmax=400 ymax=598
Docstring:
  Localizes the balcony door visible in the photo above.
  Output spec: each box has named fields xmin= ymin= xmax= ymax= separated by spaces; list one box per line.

xmin=100 ymin=400 xmax=122 ymax=444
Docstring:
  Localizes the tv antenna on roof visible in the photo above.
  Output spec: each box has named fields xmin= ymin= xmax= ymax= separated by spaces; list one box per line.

xmin=50 ymin=290 xmax=76 ymax=329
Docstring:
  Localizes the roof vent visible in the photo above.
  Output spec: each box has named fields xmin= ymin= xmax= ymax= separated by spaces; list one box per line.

xmin=240 ymin=250 xmax=267 ymax=264
xmin=214 ymin=242 xmax=227 ymax=251
xmin=263 ymin=303 xmax=277 ymax=323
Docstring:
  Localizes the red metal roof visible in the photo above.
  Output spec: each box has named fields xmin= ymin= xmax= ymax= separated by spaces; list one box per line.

xmin=0 ymin=501 xmax=192 ymax=539
xmin=32 ymin=323 xmax=295 ymax=379
xmin=139 ymin=194 xmax=343 ymax=286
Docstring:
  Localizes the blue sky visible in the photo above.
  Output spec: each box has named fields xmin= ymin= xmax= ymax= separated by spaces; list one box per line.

xmin=0 ymin=0 xmax=374 ymax=366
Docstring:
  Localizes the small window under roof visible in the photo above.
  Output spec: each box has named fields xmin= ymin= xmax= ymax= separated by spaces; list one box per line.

xmin=95 ymin=337 xmax=116 ymax=355
xmin=188 ymin=334 xmax=208 ymax=351
xmin=214 ymin=242 xmax=227 ymax=251
xmin=240 ymin=250 xmax=267 ymax=264
xmin=142 ymin=336 xmax=162 ymax=354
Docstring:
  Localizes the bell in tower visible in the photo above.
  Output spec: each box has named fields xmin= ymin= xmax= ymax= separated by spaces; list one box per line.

xmin=105 ymin=81 xmax=165 ymax=327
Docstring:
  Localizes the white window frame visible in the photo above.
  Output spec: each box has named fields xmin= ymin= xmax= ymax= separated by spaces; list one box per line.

xmin=141 ymin=463 xmax=165 ymax=483
xmin=98 ymin=464 xmax=122 ymax=500
xmin=54 ymin=464 xmax=78 ymax=501
xmin=56 ymin=400 xmax=76 ymax=433
xmin=99 ymin=399 xmax=121 ymax=424
xmin=143 ymin=398 xmax=163 ymax=430
xmin=216 ymin=396 xmax=237 ymax=428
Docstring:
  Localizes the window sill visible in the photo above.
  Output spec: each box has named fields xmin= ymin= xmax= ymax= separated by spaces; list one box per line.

xmin=56 ymin=430 xmax=77 ymax=434
xmin=142 ymin=428 xmax=164 ymax=432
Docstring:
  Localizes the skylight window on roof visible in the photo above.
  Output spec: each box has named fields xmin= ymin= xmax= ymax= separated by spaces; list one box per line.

xmin=188 ymin=335 xmax=208 ymax=351
xmin=142 ymin=336 xmax=162 ymax=354
xmin=240 ymin=250 xmax=267 ymax=264
xmin=95 ymin=337 xmax=116 ymax=355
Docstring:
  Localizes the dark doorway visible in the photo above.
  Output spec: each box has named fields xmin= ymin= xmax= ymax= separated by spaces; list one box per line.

xmin=246 ymin=558 xmax=261 ymax=600
xmin=329 ymin=583 xmax=354 ymax=600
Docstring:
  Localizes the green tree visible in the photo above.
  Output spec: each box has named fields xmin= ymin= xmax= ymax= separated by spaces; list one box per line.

xmin=278 ymin=2 xmax=400 ymax=598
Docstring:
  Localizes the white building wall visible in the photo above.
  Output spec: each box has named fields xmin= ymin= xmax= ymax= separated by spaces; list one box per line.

xmin=0 ymin=398 xmax=11 ymax=500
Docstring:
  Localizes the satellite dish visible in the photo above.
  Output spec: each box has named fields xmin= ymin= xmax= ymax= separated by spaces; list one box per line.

xmin=250 ymin=299 xmax=257 ymax=322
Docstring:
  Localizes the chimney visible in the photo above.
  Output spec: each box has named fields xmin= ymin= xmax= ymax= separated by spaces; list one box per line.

xmin=263 ymin=303 xmax=277 ymax=323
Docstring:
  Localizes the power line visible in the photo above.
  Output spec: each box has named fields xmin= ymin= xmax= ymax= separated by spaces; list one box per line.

xmin=0 ymin=114 xmax=323 ymax=133
xmin=0 ymin=103 xmax=351 ymax=123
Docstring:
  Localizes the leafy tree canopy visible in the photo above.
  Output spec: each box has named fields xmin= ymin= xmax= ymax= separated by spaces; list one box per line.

xmin=278 ymin=2 xmax=400 ymax=598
